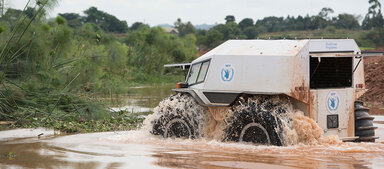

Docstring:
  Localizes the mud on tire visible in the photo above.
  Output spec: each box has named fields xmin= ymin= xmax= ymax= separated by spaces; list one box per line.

xmin=148 ymin=93 xmax=207 ymax=139
xmin=224 ymin=96 xmax=290 ymax=146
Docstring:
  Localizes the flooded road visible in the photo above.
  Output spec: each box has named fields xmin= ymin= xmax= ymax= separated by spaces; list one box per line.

xmin=1 ymin=117 xmax=384 ymax=169
xmin=1 ymin=85 xmax=384 ymax=169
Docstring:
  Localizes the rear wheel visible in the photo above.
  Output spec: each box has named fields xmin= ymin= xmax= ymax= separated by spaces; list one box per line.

xmin=239 ymin=122 xmax=271 ymax=144
xmin=224 ymin=96 xmax=289 ymax=146
xmin=149 ymin=93 xmax=207 ymax=139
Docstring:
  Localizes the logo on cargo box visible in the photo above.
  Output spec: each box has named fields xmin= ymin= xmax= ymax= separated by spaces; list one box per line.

xmin=221 ymin=64 xmax=234 ymax=82
xmin=327 ymin=91 xmax=340 ymax=113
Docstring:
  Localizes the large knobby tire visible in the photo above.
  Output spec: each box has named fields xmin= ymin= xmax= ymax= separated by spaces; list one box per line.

xmin=354 ymin=101 xmax=378 ymax=142
xmin=149 ymin=93 xmax=207 ymax=139
xmin=224 ymin=96 xmax=289 ymax=146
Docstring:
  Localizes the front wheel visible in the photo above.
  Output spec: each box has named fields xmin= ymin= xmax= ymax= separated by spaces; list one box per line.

xmin=163 ymin=116 xmax=193 ymax=138
xmin=147 ymin=93 xmax=207 ymax=139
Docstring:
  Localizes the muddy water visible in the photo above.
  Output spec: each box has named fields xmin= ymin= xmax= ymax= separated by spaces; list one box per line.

xmin=1 ymin=86 xmax=384 ymax=169
xmin=0 ymin=121 xmax=384 ymax=169
xmin=107 ymin=84 xmax=175 ymax=113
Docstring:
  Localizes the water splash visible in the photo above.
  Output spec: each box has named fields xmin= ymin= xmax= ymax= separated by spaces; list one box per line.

xmin=143 ymin=93 xmax=208 ymax=138
xmin=286 ymin=110 xmax=341 ymax=145
xmin=145 ymin=94 xmax=341 ymax=146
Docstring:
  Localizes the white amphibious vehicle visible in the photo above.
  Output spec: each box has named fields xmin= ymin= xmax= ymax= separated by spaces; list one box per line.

xmin=151 ymin=39 xmax=379 ymax=145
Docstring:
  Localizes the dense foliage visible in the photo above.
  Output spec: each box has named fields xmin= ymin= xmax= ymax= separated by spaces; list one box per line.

xmin=169 ymin=1 xmax=384 ymax=49
xmin=59 ymin=7 xmax=129 ymax=33
xmin=0 ymin=2 xmax=197 ymax=131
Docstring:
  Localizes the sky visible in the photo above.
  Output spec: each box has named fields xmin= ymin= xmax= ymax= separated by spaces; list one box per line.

xmin=7 ymin=0 xmax=384 ymax=26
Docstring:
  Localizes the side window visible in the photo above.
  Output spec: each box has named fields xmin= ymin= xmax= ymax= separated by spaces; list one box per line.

xmin=186 ymin=60 xmax=210 ymax=85
xmin=187 ymin=63 xmax=201 ymax=84
xmin=197 ymin=61 xmax=210 ymax=83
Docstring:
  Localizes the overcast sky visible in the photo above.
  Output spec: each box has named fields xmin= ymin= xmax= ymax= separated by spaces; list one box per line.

xmin=8 ymin=0 xmax=384 ymax=26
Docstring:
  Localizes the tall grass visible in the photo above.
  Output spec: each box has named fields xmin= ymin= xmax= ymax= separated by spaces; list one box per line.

xmin=0 ymin=1 xmax=198 ymax=132
xmin=0 ymin=0 xmax=110 ymax=130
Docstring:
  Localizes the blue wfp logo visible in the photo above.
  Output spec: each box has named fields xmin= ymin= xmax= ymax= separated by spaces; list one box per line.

xmin=221 ymin=64 xmax=234 ymax=82
xmin=327 ymin=91 xmax=340 ymax=113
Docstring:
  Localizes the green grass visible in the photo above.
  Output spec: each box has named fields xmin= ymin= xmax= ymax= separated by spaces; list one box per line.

xmin=360 ymin=47 xmax=376 ymax=50
xmin=1 ymin=110 xmax=150 ymax=133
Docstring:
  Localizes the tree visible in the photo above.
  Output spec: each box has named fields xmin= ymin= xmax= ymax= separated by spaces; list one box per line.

xmin=212 ymin=22 xmax=241 ymax=40
xmin=55 ymin=15 xmax=66 ymax=25
xmin=84 ymin=7 xmax=128 ymax=33
xmin=363 ymin=0 xmax=384 ymax=29
xmin=24 ymin=7 xmax=38 ymax=18
xmin=311 ymin=16 xmax=328 ymax=29
xmin=174 ymin=18 xmax=196 ymax=36
xmin=238 ymin=18 xmax=254 ymax=30
xmin=255 ymin=16 xmax=284 ymax=32
xmin=313 ymin=8 xmax=334 ymax=29
xmin=294 ymin=15 xmax=305 ymax=30
xmin=130 ymin=22 xmax=149 ymax=30
xmin=205 ymin=29 xmax=223 ymax=48
xmin=225 ymin=15 xmax=235 ymax=23
xmin=1 ymin=8 xmax=22 ymax=24
xmin=59 ymin=13 xmax=83 ymax=28
xmin=182 ymin=22 xmax=196 ymax=36
xmin=334 ymin=14 xmax=360 ymax=29
xmin=318 ymin=7 xmax=334 ymax=20
xmin=242 ymin=27 xmax=258 ymax=39
xmin=174 ymin=18 xmax=182 ymax=29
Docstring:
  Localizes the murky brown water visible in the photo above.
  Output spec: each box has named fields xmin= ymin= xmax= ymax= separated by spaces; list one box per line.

xmin=0 ymin=117 xmax=384 ymax=169
xmin=1 ymin=85 xmax=384 ymax=168
xmin=106 ymin=84 xmax=175 ymax=113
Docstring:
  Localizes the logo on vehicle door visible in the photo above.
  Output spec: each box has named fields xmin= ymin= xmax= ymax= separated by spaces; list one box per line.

xmin=326 ymin=91 xmax=340 ymax=113
xmin=221 ymin=64 xmax=234 ymax=82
